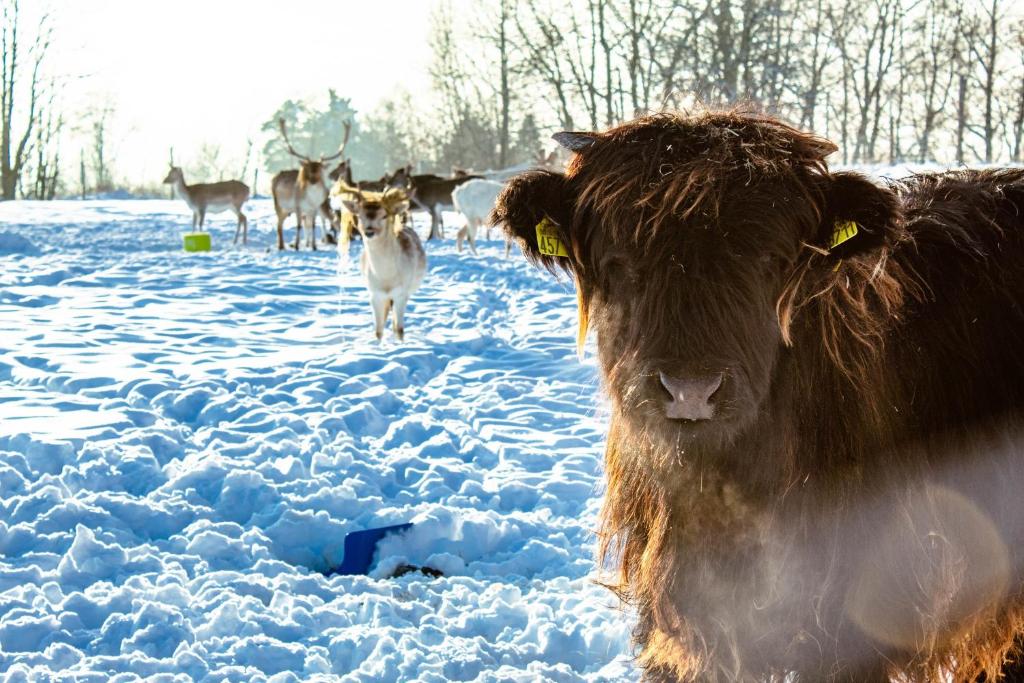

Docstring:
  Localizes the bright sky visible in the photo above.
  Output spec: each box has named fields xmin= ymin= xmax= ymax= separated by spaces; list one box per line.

xmin=48 ymin=0 xmax=442 ymax=183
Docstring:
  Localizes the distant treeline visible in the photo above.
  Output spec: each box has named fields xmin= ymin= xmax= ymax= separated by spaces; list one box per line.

xmin=428 ymin=0 xmax=1024 ymax=168
xmin=3 ymin=0 xmax=1023 ymax=200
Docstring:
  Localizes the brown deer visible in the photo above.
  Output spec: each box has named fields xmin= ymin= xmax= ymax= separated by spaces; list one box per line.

xmin=407 ymin=172 xmax=479 ymax=240
xmin=162 ymin=167 xmax=250 ymax=244
xmin=271 ymin=118 xmax=350 ymax=251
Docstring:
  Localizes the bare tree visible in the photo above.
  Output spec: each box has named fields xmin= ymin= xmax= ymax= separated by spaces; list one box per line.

xmin=831 ymin=0 xmax=905 ymax=163
xmin=1 ymin=0 xmax=52 ymax=200
xmin=429 ymin=1 xmax=501 ymax=171
xmin=612 ymin=0 xmax=661 ymax=115
xmin=513 ymin=1 xmax=579 ymax=129
xmin=497 ymin=0 xmax=513 ymax=166
xmin=465 ymin=0 xmax=520 ymax=167
xmin=965 ymin=0 xmax=1009 ymax=162
xmin=796 ymin=0 xmax=830 ymax=129
xmin=78 ymin=149 xmax=85 ymax=200
xmin=89 ymin=105 xmax=114 ymax=193
xmin=907 ymin=0 xmax=963 ymax=162
xmin=1008 ymin=20 xmax=1024 ymax=161
xmin=27 ymin=82 xmax=61 ymax=199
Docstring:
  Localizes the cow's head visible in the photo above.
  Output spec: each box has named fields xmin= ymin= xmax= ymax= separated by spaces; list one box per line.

xmin=491 ymin=111 xmax=901 ymax=454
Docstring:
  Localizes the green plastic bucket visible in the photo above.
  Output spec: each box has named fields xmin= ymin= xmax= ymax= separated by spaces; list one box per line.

xmin=183 ymin=233 xmax=212 ymax=252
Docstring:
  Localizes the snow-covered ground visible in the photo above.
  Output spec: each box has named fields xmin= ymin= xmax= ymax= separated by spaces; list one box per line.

xmin=0 ymin=200 xmax=634 ymax=682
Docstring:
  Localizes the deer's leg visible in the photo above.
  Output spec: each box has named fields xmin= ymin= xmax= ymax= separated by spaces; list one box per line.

xmin=233 ymin=208 xmax=247 ymax=244
xmin=467 ymin=219 xmax=478 ymax=255
xmin=198 ymin=209 xmax=206 ymax=231
xmin=310 ymin=214 xmax=317 ymax=251
xmin=192 ymin=211 xmax=198 ymax=232
xmin=456 ymin=226 xmax=465 ymax=253
xmin=370 ymin=291 xmax=388 ymax=341
xmin=276 ymin=212 xmax=285 ymax=251
xmin=437 ymin=206 xmax=445 ymax=239
xmin=294 ymin=212 xmax=301 ymax=251
xmin=393 ymin=293 xmax=409 ymax=342
xmin=430 ymin=209 xmax=440 ymax=240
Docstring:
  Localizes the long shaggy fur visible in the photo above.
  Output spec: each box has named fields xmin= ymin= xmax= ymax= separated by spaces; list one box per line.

xmin=492 ymin=109 xmax=1024 ymax=682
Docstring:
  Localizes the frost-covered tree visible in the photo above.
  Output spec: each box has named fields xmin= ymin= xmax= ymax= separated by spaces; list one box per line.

xmin=260 ymin=91 xmax=358 ymax=174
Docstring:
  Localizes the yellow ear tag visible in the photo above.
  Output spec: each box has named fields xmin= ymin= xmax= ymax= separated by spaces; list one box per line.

xmin=536 ymin=216 xmax=569 ymax=257
xmin=829 ymin=220 xmax=859 ymax=250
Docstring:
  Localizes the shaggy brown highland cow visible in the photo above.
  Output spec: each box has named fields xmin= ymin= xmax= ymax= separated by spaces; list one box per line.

xmin=491 ymin=110 xmax=1024 ymax=682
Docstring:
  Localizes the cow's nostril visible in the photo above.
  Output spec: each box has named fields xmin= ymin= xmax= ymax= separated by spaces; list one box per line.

xmin=659 ymin=371 xmax=723 ymax=421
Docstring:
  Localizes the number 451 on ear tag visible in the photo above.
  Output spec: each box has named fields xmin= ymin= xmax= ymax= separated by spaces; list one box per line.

xmin=536 ymin=216 xmax=569 ymax=257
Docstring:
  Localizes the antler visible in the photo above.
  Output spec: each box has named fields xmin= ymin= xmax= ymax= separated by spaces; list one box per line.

xmin=381 ymin=187 xmax=410 ymax=213
xmin=332 ymin=178 xmax=364 ymax=200
xmin=321 ymin=120 xmax=352 ymax=162
xmin=278 ymin=118 xmax=310 ymax=162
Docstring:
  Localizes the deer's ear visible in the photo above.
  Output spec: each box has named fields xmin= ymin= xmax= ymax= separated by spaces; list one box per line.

xmin=816 ymin=172 xmax=899 ymax=258
xmin=489 ymin=170 xmax=576 ymax=273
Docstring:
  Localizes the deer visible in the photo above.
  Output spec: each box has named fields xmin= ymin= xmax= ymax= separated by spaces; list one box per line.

xmin=271 ymin=118 xmax=350 ymax=251
xmin=272 ymin=168 xmax=342 ymax=248
xmin=452 ymin=178 xmax=505 ymax=255
xmin=162 ymin=166 xmax=250 ymax=244
xmin=407 ymin=172 xmax=479 ymax=240
xmin=328 ymin=165 xmax=414 ymax=245
xmin=337 ymin=183 xmax=425 ymax=341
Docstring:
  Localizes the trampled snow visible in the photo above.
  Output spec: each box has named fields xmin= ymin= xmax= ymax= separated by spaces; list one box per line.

xmin=0 ymin=200 xmax=635 ymax=681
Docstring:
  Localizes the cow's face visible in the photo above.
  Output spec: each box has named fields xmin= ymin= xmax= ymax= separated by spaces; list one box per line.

xmin=493 ymin=112 xmax=896 ymax=454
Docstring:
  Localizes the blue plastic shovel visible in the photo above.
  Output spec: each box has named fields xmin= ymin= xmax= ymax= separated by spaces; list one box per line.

xmin=333 ymin=522 xmax=413 ymax=575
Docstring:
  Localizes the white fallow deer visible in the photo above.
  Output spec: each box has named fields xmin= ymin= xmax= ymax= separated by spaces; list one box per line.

xmin=162 ymin=167 xmax=251 ymax=243
xmin=452 ymin=178 xmax=505 ymax=255
xmin=271 ymin=119 xmax=350 ymax=251
xmin=338 ymin=184 xmax=426 ymax=341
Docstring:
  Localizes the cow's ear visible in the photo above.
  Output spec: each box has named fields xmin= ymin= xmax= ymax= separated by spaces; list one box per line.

xmin=816 ymin=172 xmax=899 ymax=258
xmin=490 ymin=169 xmax=576 ymax=273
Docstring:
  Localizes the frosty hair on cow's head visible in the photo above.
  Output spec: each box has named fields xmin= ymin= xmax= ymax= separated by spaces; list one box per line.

xmin=492 ymin=109 xmax=907 ymax=455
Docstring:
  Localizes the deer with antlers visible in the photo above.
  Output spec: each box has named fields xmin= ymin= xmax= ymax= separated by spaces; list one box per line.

xmin=271 ymin=118 xmax=350 ymax=251
xmin=337 ymin=183 xmax=425 ymax=341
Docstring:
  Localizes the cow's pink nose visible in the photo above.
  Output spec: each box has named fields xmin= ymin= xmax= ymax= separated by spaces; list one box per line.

xmin=659 ymin=372 xmax=723 ymax=421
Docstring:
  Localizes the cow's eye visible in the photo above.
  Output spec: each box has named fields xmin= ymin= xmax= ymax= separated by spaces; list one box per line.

xmin=601 ymin=257 xmax=637 ymax=285
xmin=759 ymin=253 xmax=783 ymax=275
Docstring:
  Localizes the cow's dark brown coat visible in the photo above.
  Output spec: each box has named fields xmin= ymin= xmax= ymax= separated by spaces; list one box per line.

xmin=492 ymin=110 xmax=1024 ymax=682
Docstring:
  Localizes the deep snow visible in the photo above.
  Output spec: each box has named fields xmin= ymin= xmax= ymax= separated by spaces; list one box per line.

xmin=0 ymin=200 xmax=634 ymax=681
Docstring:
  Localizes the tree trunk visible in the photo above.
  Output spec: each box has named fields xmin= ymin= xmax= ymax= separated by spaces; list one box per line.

xmin=716 ymin=0 xmax=737 ymax=100
xmin=498 ymin=0 xmax=510 ymax=167
xmin=956 ymin=73 xmax=967 ymax=165
xmin=982 ymin=0 xmax=998 ymax=162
